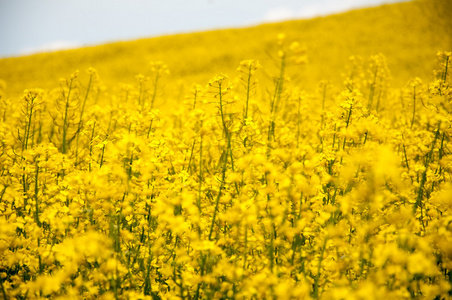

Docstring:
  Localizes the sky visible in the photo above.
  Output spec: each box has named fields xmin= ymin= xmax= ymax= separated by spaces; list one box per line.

xmin=0 ymin=0 xmax=409 ymax=58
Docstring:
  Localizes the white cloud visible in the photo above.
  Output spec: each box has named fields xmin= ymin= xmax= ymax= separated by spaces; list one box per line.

xmin=298 ymin=5 xmax=323 ymax=19
xmin=297 ymin=1 xmax=350 ymax=19
xmin=297 ymin=0 xmax=400 ymax=19
xmin=263 ymin=7 xmax=296 ymax=22
xmin=20 ymin=40 xmax=81 ymax=55
xmin=262 ymin=0 xmax=404 ymax=24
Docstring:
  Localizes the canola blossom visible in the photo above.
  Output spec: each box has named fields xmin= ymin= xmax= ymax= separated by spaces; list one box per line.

xmin=0 ymin=34 xmax=451 ymax=299
xmin=0 ymin=3 xmax=452 ymax=298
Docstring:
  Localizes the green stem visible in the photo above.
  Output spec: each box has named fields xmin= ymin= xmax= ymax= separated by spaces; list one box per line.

xmin=313 ymin=238 xmax=328 ymax=299
xmin=218 ymin=83 xmax=228 ymax=137
xmin=88 ymin=122 xmax=96 ymax=172
xmin=269 ymin=224 xmax=275 ymax=272
xmin=195 ymin=254 xmax=206 ymax=299
xmin=0 ymin=275 xmax=7 ymax=300
xmin=99 ymin=143 xmax=106 ymax=169
xmin=34 ymin=161 xmax=41 ymax=226
xmin=244 ymin=65 xmax=252 ymax=120
xmin=62 ymin=77 xmax=74 ymax=154
xmin=24 ymin=96 xmax=36 ymax=151
xmin=208 ymin=136 xmax=229 ymax=241
xmin=147 ymin=119 xmax=154 ymax=138
xmin=151 ymin=72 xmax=160 ymax=109
xmin=75 ymin=73 xmax=93 ymax=165
xmin=197 ymin=135 xmax=203 ymax=213
xmin=267 ymin=53 xmax=286 ymax=150
xmin=413 ymin=126 xmax=440 ymax=232
xmin=402 ymin=144 xmax=410 ymax=171
xmin=243 ymin=225 xmax=248 ymax=271
xmin=186 ymin=140 xmax=196 ymax=173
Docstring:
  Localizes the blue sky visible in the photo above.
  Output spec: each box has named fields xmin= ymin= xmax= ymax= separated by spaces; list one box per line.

xmin=0 ymin=0 xmax=408 ymax=58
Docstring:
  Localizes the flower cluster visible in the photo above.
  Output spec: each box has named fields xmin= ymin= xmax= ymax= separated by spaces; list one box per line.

xmin=0 ymin=36 xmax=451 ymax=300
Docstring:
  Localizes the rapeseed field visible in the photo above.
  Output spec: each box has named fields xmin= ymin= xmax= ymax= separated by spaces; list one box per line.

xmin=0 ymin=0 xmax=451 ymax=299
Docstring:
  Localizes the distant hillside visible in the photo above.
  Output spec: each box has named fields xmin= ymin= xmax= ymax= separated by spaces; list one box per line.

xmin=0 ymin=0 xmax=450 ymax=96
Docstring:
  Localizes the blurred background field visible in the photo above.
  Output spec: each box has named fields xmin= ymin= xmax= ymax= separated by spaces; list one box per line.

xmin=0 ymin=0 xmax=450 ymax=98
